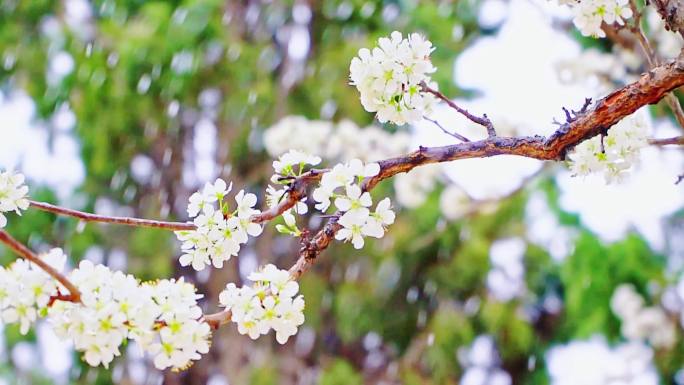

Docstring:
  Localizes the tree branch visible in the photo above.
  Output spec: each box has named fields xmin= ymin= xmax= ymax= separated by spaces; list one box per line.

xmin=424 ymin=116 xmax=471 ymax=142
xmin=203 ymin=56 xmax=684 ymax=328
xmin=19 ymin=56 xmax=684 ymax=330
xmin=0 ymin=230 xmax=81 ymax=302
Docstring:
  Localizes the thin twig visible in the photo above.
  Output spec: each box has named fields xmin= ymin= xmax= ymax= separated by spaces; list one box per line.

xmin=424 ymin=117 xmax=471 ymax=142
xmin=0 ymin=230 xmax=81 ymax=302
xmin=422 ymin=84 xmax=497 ymax=137
xmin=648 ymin=135 xmax=684 ymax=145
xmin=29 ymin=201 xmax=195 ymax=231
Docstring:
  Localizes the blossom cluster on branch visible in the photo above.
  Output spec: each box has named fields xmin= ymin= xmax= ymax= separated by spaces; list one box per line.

xmin=568 ymin=108 xmax=651 ymax=182
xmin=0 ymin=170 xmax=29 ymax=228
xmin=0 ymin=21 xmax=682 ymax=376
xmin=50 ymin=261 xmax=211 ymax=370
xmin=0 ymin=248 xmax=65 ymax=334
xmin=219 ymin=264 xmax=305 ymax=344
xmin=559 ymin=0 xmax=634 ymax=37
xmin=349 ymin=31 xmax=438 ymax=125
xmin=175 ymin=179 xmax=263 ymax=271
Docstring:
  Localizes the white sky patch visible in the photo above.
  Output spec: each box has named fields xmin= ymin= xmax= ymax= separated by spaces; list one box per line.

xmin=37 ymin=322 xmax=72 ymax=383
xmin=0 ymin=91 xmax=85 ymax=199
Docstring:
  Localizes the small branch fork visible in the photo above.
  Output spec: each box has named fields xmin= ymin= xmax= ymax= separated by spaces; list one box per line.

xmin=7 ymin=55 xmax=684 ymax=330
xmin=421 ymin=84 xmax=497 ymax=138
xmin=0 ymin=230 xmax=81 ymax=302
xmin=424 ymin=117 xmax=470 ymax=142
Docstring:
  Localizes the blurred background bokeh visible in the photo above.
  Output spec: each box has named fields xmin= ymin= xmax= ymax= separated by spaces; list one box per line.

xmin=2 ymin=0 xmax=684 ymax=384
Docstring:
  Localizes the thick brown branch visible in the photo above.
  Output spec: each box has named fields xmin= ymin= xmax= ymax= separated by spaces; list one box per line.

xmin=0 ymin=230 xmax=81 ymax=302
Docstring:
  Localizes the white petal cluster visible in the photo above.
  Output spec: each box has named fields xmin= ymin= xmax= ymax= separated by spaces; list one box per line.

xmin=563 ymin=0 xmax=633 ymax=38
xmin=312 ymin=159 xmax=394 ymax=249
xmin=264 ymin=117 xmax=410 ymax=163
xmin=218 ymin=264 xmax=305 ymax=344
xmin=176 ymin=179 xmax=263 ymax=271
xmin=0 ymin=170 xmax=30 ymax=228
xmin=0 ymin=248 xmax=65 ymax=334
xmin=568 ymin=110 xmax=650 ymax=183
xmin=48 ymin=261 xmax=211 ymax=371
xmin=546 ymin=336 xmax=658 ymax=385
xmin=350 ymin=31 xmax=438 ymax=125
xmin=272 ymin=150 xmax=321 ymax=181
xmin=266 ymin=185 xmax=308 ymax=237
xmin=610 ymin=284 xmax=676 ymax=348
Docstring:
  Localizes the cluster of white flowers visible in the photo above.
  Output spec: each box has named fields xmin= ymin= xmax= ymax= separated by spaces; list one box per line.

xmin=0 ymin=248 xmax=65 ymax=334
xmin=266 ymin=149 xmax=322 ymax=237
xmin=349 ymin=31 xmax=438 ymax=125
xmin=264 ymin=117 xmax=411 ymax=163
xmin=568 ymin=109 xmax=650 ymax=183
xmin=0 ymin=170 xmax=30 ymax=228
xmin=219 ymin=264 xmax=304 ymax=344
xmin=48 ymin=260 xmax=211 ymax=371
xmin=457 ymin=335 xmax=512 ymax=385
xmin=0 ymin=251 xmax=212 ymax=371
xmin=175 ymin=179 xmax=263 ymax=271
xmin=312 ymin=159 xmax=395 ymax=249
xmin=611 ymin=284 xmax=676 ymax=348
xmin=560 ymin=0 xmax=633 ymax=38
xmin=546 ymin=336 xmax=659 ymax=385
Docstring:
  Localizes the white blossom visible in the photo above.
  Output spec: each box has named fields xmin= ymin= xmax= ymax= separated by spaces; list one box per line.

xmin=46 ymin=261 xmax=211 ymax=371
xmin=218 ymin=264 xmax=305 ymax=344
xmin=350 ymin=31 xmax=438 ymax=125
xmin=568 ymin=109 xmax=650 ymax=183
xmin=177 ymin=180 xmax=262 ymax=271
xmin=563 ymin=0 xmax=633 ymax=38
xmin=0 ymin=248 xmax=65 ymax=335
xmin=272 ymin=150 xmax=321 ymax=179
xmin=0 ymin=170 xmax=30 ymax=228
